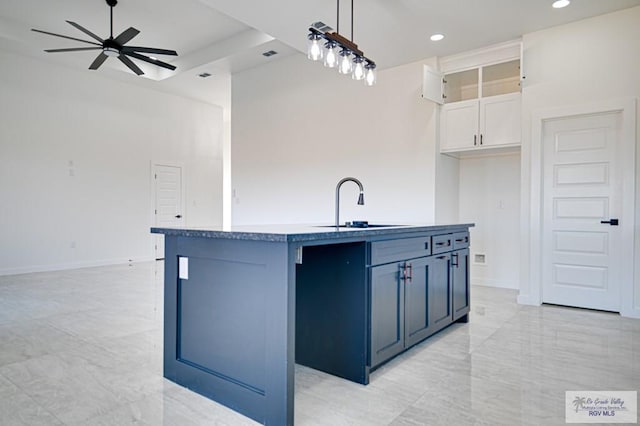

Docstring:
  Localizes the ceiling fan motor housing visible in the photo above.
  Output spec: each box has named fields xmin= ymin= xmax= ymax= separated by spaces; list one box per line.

xmin=106 ymin=0 xmax=118 ymax=7
xmin=103 ymin=38 xmax=121 ymax=50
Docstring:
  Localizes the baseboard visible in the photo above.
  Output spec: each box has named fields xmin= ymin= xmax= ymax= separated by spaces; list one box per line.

xmin=0 ymin=256 xmax=155 ymax=276
xmin=471 ymin=278 xmax=519 ymax=290
xmin=620 ymin=306 xmax=640 ymax=319
xmin=516 ymin=294 xmax=541 ymax=306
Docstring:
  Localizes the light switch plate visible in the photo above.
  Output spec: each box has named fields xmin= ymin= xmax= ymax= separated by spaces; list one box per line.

xmin=179 ymin=257 xmax=189 ymax=280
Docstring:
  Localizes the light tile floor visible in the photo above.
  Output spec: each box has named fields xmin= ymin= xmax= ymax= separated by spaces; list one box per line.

xmin=0 ymin=262 xmax=638 ymax=425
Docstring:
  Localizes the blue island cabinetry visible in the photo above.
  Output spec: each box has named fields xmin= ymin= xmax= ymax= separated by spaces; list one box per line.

xmin=152 ymin=224 xmax=473 ymax=425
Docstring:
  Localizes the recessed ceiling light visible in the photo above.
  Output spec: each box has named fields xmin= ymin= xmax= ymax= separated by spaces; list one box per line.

xmin=430 ymin=34 xmax=445 ymax=42
xmin=552 ymin=0 xmax=570 ymax=8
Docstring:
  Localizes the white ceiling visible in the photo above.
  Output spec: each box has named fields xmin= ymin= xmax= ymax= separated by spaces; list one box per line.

xmin=1 ymin=0 xmax=639 ymax=99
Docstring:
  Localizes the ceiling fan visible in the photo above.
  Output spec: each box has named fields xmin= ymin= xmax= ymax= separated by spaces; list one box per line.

xmin=31 ymin=0 xmax=178 ymax=76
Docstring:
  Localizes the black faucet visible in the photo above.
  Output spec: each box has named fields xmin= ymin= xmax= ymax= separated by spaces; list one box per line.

xmin=335 ymin=177 xmax=365 ymax=228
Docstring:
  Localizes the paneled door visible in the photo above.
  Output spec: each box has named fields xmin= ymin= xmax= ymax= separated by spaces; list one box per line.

xmin=153 ymin=164 xmax=184 ymax=260
xmin=541 ymin=111 xmax=623 ymax=312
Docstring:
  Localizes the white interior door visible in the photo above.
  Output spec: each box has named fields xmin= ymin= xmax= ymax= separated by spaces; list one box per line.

xmin=542 ymin=111 xmax=623 ymax=312
xmin=154 ymin=164 xmax=184 ymax=260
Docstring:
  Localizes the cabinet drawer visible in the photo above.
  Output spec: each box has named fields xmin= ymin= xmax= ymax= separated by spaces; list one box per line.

xmin=452 ymin=232 xmax=470 ymax=249
xmin=432 ymin=234 xmax=453 ymax=254
xmin=370 ymin=237 xmax=431 ymax=265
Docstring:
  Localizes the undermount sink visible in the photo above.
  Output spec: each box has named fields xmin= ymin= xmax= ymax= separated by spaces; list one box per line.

xmin=315 ymin=222 xmax=406 ymax=229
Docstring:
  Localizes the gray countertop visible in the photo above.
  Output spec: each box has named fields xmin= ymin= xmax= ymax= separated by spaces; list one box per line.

xmin=151 ymin=223 xmax=474 ymax=243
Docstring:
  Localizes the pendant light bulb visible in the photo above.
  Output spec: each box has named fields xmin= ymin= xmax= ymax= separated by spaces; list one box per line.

xmin=364 ymin=62 xmax=376 ymax=86
xmin=323 ymin=41 xmax=339 ymax=68
xmin=338 ymin=49 xmax=352 ymax=74
xmin=352 ymin=56 xmax=365 ymax=81
xmin=307 ymin=32 xmax=324 ymax=61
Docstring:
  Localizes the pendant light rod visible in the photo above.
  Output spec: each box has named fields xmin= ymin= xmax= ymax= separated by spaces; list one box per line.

xmin=336 ymin=0 xmax=355 ymax=42
xmin=351 ymin=0 xmax=354 ymax=42
xmin=337 ymin=0 xmax=340 ymax=34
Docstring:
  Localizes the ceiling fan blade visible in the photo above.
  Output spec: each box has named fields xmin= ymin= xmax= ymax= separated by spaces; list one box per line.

xmin=66 ymin=21 xmax=104 ymax=43
xmin=89 ymin=52 xmax=108 ymax=70
xmin=45 ymin=47 xmax=102 ymax=53
xmin=121 ymin=46 xmax=178 ymax=56
xmin=114 ymin=27 xmax=140 ymax=45
xmin=118 ymin=54 xmax=144 ymax=75
xmin=124 ymin=51 xmax=176 ymax=71
xmin=31 ymin=28 xmax=102 ymax=46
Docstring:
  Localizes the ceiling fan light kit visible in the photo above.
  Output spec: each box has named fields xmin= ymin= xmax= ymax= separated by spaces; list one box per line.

xmin=307 ymin=0 xmax=376 ymax=86
xmin=31 ymin=0 xmax=178 ymax=76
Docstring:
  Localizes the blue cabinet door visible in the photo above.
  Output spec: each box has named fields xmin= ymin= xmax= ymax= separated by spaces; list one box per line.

xmin=404 ymin=256 xmax=431 ymax=348
xmin=370 ymin=262 xmax=405 ymax=367
xmin=429 ymin=253 xmax=452 ymax=332
xmin=452 ymin=248 xmax=470 ymax=321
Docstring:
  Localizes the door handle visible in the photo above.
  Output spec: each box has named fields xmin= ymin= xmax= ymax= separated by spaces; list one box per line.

xmin=600 ymin=219 xmax=619 ymax=226
xmin=175 ymin=215 xmax=182 ymax=219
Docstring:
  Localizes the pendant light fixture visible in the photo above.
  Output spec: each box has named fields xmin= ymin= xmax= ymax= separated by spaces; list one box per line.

xmin=307 ymin=0 xmax=376 ymax=86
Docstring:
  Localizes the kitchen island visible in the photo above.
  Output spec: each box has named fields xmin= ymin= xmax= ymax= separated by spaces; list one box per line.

xmin=151 ymin=223 xmax=473 ymax=425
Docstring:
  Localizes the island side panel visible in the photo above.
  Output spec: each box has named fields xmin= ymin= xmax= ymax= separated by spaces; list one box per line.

xmin=163 ymin=235 xmax=295 ymax=425
xmin=295 ymin=242 xmax=369 ymax=384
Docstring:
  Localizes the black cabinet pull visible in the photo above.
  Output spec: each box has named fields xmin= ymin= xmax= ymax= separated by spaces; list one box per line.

xmin=452 ymin=253 xmax=459 ymax=267
xmin=474 ymin=135 xmax=477 ymax=146
xmin=480 ymin=134 xmax=483 ymax=145
xmin=175 ymin=215 xmax=182 ymax=218
xmin=399 ymin=263 xmax=406 ymax=281
xmin=455 ymin=238 xmax=466 ymax=243
xmin=436 ymin=240 xmax=450 ymax=246
xmin=600 ymin=219 xmax=619 ymax=226
xmin=436 ymin=255 xmax=448 ymax=260
xmin=398 ymin=262 xmax=413 ymax=283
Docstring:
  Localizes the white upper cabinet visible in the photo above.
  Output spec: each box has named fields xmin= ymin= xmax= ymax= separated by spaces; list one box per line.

xmin=423 ymin=40 xmax=524 ymax=155
xmin=479 ymin=93 xmax=521 ymax=148
xmin=440 ymin=99 xmax=479 ymax=151
xmin=422 ymin=65 xmax=444 ymax=104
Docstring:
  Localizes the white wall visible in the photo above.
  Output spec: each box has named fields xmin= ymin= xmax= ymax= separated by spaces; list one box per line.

xmin=231 ymin=55 xmax=440 ymax=226
xmin=519 ymin=6 xmax=640 ymax=315
xmin=459 ymin=153 xmax=521 ymax=289
xmin=0 ymin=50 xmax=224 ymax=275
